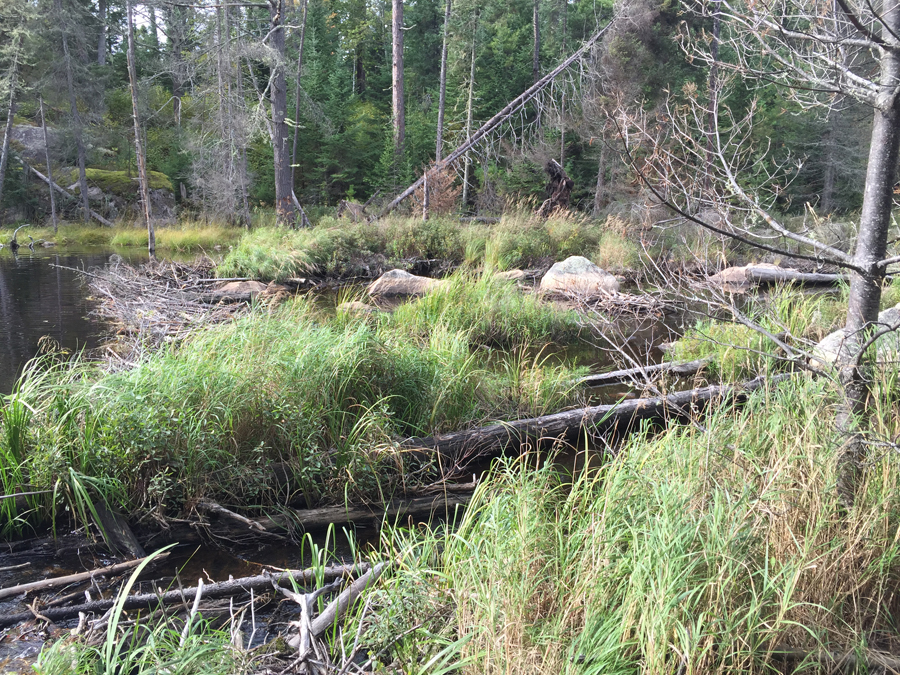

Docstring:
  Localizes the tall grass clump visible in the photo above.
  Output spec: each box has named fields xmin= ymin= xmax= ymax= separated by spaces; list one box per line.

xmin=218 ymin=212 xmax=642 ymax=282
xmin=671 ymin=286 xmax=847 ymax=380
xmin=6 ymin=297 xmax=585 ymax=532
xmin=364 ymin=375 xmax=900 ymax=673
xmin=384 ymin=271 xmax=583 ymax=348
xmin=109 ymin=222 xmax=241 ymax=251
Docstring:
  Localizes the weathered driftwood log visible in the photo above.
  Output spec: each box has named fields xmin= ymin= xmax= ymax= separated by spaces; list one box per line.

xmin=0 ymin=553 xmax=169 ymax=602
xmin=404 ymin=373 xmax=794 ymax=462
xmin=286 ymin=562 xmax=390 ymax=649
xmin=0 ymin=563 xmax=369 ymax=629
xmin=578 ymin=359 xmax=711 ymax=387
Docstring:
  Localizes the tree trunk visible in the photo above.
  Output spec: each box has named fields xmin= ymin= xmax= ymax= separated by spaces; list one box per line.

xmin=269 ymin=0 xmax=296 ymax=226
xmin=461 ymin=29 xmax=476 ymax=211
xmin=593 ymin=137 xmax=608 ymax=217
xmin=97 ymin=0 xmax=107 ymax=65
xmin=0 ymin=40 xmax=19 ymax=217
xmin=533 ymin=0 xmax=540 ymax=84
xmin=821 ymin=103 xmax=839 ymax=213
xmin=126 ymin=0 xmax=155 ymax=256
xmin=435 ymin=0 xmax=452 ymax=161
xmin=703 ymin=8 xmax=721 ymax=202
xmin=39 ymin=97 xmax=58 ymax=233
xmin=291 ymin=0 xmax=309 ymax=186
xmin=836 ymin=0 xmax=900 ymax=506
xmin=392 ymin=0 xmax=406 ymax=166
xmin=56 ymin=0 xmax=91 ymax=223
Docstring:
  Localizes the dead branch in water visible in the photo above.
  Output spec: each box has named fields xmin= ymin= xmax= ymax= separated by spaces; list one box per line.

xmin=84 ymin=257 xmax=250 ymax=366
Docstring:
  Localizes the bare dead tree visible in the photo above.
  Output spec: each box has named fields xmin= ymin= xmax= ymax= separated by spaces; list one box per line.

xmin=268 ymin=0 xmax=295 ymax=225
xmin=126 ymin=0 xmax=155 ymax=256
xmin=615 ymin=0 xmax=900 ymax=504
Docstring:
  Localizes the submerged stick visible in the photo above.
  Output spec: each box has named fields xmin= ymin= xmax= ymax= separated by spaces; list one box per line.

xmin=0 ymin=553 xmax=169 ymax=602
xmin=0 ymin=563 xmax=369 ymax=629
xmin=578 ymin=359 xmax=711 ymax=387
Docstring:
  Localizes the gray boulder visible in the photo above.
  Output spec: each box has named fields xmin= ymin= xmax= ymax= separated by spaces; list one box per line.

xmin=539 ymin=256 xmax=619 ymax=296
xmin=367 ymin=269 xmax=446 ymax=297
xmin=812 ymin=304 xmax=900 ymax=367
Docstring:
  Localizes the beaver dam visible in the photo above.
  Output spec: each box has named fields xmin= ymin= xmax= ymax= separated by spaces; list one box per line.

xmin=1 ymin=252 xmax=897 ymax=674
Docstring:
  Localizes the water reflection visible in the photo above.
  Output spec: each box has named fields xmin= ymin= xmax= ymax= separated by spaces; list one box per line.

xmin=0 ymin=247 xmax=148 ymax=395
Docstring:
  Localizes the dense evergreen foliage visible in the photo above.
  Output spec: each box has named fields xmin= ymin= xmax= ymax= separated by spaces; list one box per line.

xmin=0 ymin=0 xmax=872 ymax=224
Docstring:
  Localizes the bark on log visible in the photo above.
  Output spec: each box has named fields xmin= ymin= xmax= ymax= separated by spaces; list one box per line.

xmin=404 ymin=373 xmax=794 ymax=462
xmin=0 ymin=553 xmax=169 ymax=602
xmin=28 ymin=165 xmax=115 ymax=227
xmin=746 ymin=268 xmax=845 ymax=285
xmin=578 ymin=359 xmax=711 ymax=387
xmin=0 ymin=563 xmax=369 ymax=629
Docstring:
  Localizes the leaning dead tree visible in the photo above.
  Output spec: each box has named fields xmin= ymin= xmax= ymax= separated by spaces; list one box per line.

xmin=372 ymin=19 xmax=616 ymax=221
xmin=616 ymin=0 xmax=900 ymax=504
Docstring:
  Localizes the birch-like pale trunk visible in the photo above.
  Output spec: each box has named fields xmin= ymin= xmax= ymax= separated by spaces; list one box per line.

xmin=461 ymin=30 xmax=476 ymax=210
xmin=39 ymin=97 xmax=58 ymax=233
xmin=126 ymin=0 xmax=154 ymax=256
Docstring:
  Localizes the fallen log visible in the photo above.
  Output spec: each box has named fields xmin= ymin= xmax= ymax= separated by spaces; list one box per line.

xmin=28 ymin=165 xmax=115 ymax=227
xmin=0 ymin=553 xmax=169 ymax=602
xmin=144 ymin=493 xmax=471 ymax=547
xmin=769 ymin=644 xmax=900 ymax=672
xmin=0 ymin=562 xmax=369 ymax=629
xmin=404 ymin=373 xmax=794 ymax=462
xmin=578 ymin=359 xmax=710 ymax=387
xmin=746 ymin=268 xmax=845 ymax=285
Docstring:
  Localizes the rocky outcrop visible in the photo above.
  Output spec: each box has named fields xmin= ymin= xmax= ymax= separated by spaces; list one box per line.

xmin=539 ymin=256 xmax=619 ymax=296
xmin=812 ymin=304 xmax=900 ymax=367
xmin=367 ymin=269 xmax=446 ymax=297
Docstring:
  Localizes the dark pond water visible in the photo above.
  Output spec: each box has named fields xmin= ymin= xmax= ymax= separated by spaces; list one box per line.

xmin=0 ymin=247 xmax=154 ymax=395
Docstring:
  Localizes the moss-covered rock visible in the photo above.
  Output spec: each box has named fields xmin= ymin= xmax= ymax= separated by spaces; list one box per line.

xmin=68 ymin=168 xmax=174 ymax=196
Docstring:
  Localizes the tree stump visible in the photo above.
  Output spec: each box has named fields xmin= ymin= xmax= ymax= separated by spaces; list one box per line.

xmin=537 ymin=159 xmax=573 ymax=217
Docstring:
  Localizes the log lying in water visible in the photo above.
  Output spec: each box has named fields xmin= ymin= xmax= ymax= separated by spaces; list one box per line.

xmin=0 ymin=553 xmax=168 ymax=602
xmin=143 ymin=493 xmax=472 ymax=548
xmin=0 ymin=563 xmax=368 ymax=628
xmin=746 ymin=268 xmax=844 ymax=285
xmin=578 ymin=359 xmax=710 ymax=387
xmin=404 ymin=373 xmax=794 ymax=463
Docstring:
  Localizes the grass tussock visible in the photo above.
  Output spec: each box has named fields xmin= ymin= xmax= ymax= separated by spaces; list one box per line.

xmin=217 ymin=212 xmax=644 ymax=282
xmin=0 ymin=296 xmax=587 ymax=534
xmin=380 ymin=271 xmax=583 ymax=348
xmin=1 ymin=222 xmax=240 ymax=251
xmin=358 ymin=374 xmax=900 ymax=673
xmin=671 ymin=286 xmax=848 ymax=379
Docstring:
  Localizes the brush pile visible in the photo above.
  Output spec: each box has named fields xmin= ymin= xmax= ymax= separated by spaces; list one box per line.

xmin=87 ymin=256 xmax=250 ymax=366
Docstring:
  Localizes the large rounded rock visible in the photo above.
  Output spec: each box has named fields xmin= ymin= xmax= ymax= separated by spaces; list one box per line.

xmin=367 ymin=269 xmax=446 ymax=297
xmin=539 ymin=256 xmax=619 ymax=296
xmin=217 ymin=280 xmax=267 ymax=295
xmin=812 ymin=304 xmax=900 ymax=368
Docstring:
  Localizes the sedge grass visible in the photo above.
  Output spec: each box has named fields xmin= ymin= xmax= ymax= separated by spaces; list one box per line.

xmin=218 ymin=212 xmax=643 ymax=282
xmin=359 ymin=373 xmax=900 ymax=674
xmin=0 ymin=295 xmax=587 ymax=532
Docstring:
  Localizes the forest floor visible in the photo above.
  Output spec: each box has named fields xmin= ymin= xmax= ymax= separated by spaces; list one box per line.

xmin=2 ymin=213 xmax=900 ymax=673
